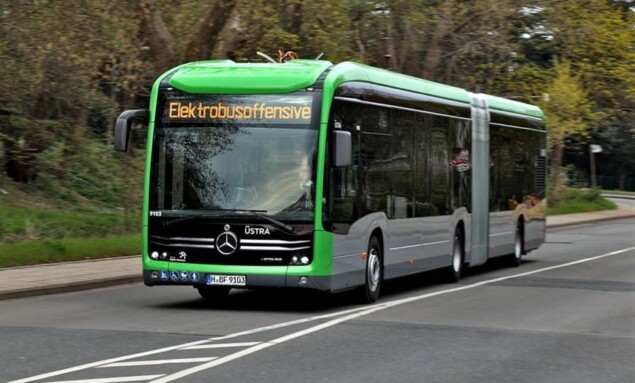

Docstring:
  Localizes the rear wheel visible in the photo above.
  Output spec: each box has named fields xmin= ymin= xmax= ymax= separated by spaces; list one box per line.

xmin=197 ymin=285 xmax=231 ymax=302
xmin=360 ymin=236 xmax=383 ymax=303
xmin=509 ymin=223 xmax=524 ymax=267
xmin=447 ymin=228 xmax=465 ymax=283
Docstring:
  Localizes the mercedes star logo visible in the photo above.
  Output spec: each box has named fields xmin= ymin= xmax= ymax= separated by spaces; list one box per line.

xmin=216 ymin=231 xmax=238 ymax=256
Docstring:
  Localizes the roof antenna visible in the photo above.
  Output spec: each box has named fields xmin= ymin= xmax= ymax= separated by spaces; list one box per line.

xmin=256 ymin=51 xmax=277 ymax=64
xmin=315 ymin=52 xmax=324 ymax=60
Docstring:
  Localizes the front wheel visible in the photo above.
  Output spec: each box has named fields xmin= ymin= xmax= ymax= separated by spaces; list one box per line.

xmin=360 ymin=236 xmax=383 ymax=304
xmin=446 ymin=229 xmax=465 ymax=283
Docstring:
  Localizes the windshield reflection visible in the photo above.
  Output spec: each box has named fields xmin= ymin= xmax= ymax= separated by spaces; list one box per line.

xmin=150 ymin=126 xmax=317 ymax=221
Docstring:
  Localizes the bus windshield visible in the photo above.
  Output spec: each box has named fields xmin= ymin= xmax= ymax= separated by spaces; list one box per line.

xmin=149 ymin=93 xmax=318 ymax=222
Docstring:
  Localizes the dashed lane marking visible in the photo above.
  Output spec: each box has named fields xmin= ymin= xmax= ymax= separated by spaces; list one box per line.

xmin=179 ymin=342 xmax=261 ymax=350
xmin=147 ymin=246 xmax=635 ymax=383
xmin=98 ymin=358 xmax=217 ymax=368
xmin=8 ymin=246 xmax=634 ymax=383
xmin=6 ymin=306 xmax=372 ymax=383
xmin=45 ymin=375 xmax=164 ymax=383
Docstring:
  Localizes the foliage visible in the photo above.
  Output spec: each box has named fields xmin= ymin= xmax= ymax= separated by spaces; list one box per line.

xmin=547 ymin=187 xmax=617 ymax=215
xmin=539 ymin=62 xmax=597 ymax=147
xmin=535 ymin=0 xmax=635 ymax=187
xmin=0 ymin=0 xmax=632 ymax=262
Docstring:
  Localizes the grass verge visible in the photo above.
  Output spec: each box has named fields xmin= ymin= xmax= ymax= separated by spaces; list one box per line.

xmin=0 ymin=233 xmax=140 ymax=268
xmin=0 ymin=206 xmax=139 ymax=242
xmin=547 ymin=187 xmax=617 ymax=215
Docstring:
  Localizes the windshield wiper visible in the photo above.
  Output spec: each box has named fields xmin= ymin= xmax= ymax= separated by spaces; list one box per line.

xmin=161 ymin=214 xmax=217 ymax=227
xmin=253 ymin=212 xmax=295 ymax=234
xmin=160 ymin=209 xmax=266 ymax=227
xmin=159 ymin=209 xmax=295 ymax=234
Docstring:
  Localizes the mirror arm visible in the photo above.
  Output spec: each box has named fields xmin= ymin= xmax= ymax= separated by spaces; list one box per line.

xmin=114 ymin=109 xmax=149 ymax=152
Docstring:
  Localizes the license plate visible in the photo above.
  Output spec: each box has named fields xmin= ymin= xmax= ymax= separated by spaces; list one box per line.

xmin=206 ymin=274 xmax=246 ymax=286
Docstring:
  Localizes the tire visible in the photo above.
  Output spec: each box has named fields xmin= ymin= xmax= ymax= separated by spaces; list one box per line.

xmin=447 ymin=228 xmax=465 ymax=283
xmin=197 ymin=285 xmax=231 ymax=302
xmin=509 ymin=223 xmax=524 ymax=267
xmin=360 ymin=236 xmax=383 ymax=304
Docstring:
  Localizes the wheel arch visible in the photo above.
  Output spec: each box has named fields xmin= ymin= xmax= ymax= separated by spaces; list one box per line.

xmin=370 ymin=227 xmax=385 ymax=264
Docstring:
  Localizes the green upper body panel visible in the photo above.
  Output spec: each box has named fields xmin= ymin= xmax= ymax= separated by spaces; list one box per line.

xmin=323 ymin=61 xmax=471 ymax=105
xmin=160 ymin=59 xmax=543 ymax=121
xmin=484 ymin=94 xmax=545 ymax=121
xmin=167 ymin=59 xmax=333 ymax=94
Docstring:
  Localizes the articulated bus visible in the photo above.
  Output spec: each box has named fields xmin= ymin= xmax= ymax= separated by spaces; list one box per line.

xmin=115 ymin=58 xmax=546 ymax=303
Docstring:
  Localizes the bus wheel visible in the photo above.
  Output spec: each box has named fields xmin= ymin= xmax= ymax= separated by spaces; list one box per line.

xmin=197 ymin=286 xmax=231 ymax=302
xmin=509 ymin=223 xmax=524 ymax=267
xmin=360 ymin=236 xmax=383 ymax=304
xmin=447 ymin=228 xmax=464 ymax=283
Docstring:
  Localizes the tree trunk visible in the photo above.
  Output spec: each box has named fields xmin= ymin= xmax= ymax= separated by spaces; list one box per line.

xmin=421 ymin=0 xmax=453 ymax=79
xmin=217 ymin=13 xmax=248 ymax=61
xmin=354 ymin=27 xmax=366 ymax=62
xmin=549 ymin=140 xmax=564 ymax=205
xmin=138 ymin=0 xmax=177 ymax=75
xmin=183 ymin=0 xmax=237 ymax=63
xmin=384 ymin=22 xmax=398 ymax=71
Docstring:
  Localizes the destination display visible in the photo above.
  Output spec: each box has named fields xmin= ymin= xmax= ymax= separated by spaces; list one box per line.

xmin=162 ymin=94 xmax=313 ymax=124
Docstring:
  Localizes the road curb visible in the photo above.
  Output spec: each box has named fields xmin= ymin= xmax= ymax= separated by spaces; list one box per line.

xmin=601 ymin=193 xmax=635 ymax=200
xmin=0 ymin=275 xmax=142 ymax=301
xmin=547 ymin=214 xmax=635 ymax=229
xmin=0 ymin=255 xmax=140 ymax=271
xmin=1 ymin=212 xmax=633 ymax=301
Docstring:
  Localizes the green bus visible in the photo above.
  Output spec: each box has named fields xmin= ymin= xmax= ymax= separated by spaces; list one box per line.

xmin=115 ymin=58 xmax=546 ymax=303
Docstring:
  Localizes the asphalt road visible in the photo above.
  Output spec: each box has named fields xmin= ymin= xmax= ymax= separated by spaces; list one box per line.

xmin=1 ymin=219 xmax=634 ymax=383
xmin=607 ymin=195 xmax=635 ymax=207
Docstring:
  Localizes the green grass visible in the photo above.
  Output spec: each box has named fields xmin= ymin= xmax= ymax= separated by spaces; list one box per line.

xmin=0 ymin=206 xmax=139 ymax=242
xmin=0 ymin=202 xmax=141 ymax=268
xmin=0 ymin=150 xmax=143 ymax=266
xmin=0 ymin=233 xmax=140 ymax=268
xmin=547 ymin=187 xmax=617 ymax=215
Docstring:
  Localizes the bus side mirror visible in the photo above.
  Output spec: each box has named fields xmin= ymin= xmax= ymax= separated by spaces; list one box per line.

xmin=114 ymin=109 xmax=149 ymax=152
xmin=332 ymin=130 xmax=352 ymax=167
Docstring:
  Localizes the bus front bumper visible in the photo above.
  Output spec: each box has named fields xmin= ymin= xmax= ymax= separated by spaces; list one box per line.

xmin=143 ymin=269 xmax=331 ymax=291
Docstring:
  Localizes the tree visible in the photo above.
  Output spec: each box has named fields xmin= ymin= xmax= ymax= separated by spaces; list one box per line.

xmin=0 ymin=0 xmax=144 ymax=181
xmin=139 ymin=0 xmax=236 ymax=75
xmin=419 ymin=0 xmax=530 ymax=90
xmin=538 ymin=0 xmax=635 ymax=189
xmin=0 ymin=0 xmax=237 ymax=184
xmin=537 ymin=61 xmax=598 ymax=196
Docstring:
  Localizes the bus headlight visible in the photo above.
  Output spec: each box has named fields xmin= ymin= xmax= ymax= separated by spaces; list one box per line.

xmin=150 ymin=251 xmax=159 ymax=260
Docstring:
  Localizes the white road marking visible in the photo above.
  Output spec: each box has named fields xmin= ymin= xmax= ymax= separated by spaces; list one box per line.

xmin=180 ymin=342 xmax=261 ymax=350
xmin=8 ymin=246 xmax=634 ymax=383
xmin=148 ymin=246 xmax=635 ymax=383
xmin=5 ymin=340 xmax=212 ymax=383
xmin=45 ymin=375 xmax=164 ymax=383
xmin=98 ymin=358 xmax=217 ymax=368
xmin=6 ymin=306 xmax=371 ymax=383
